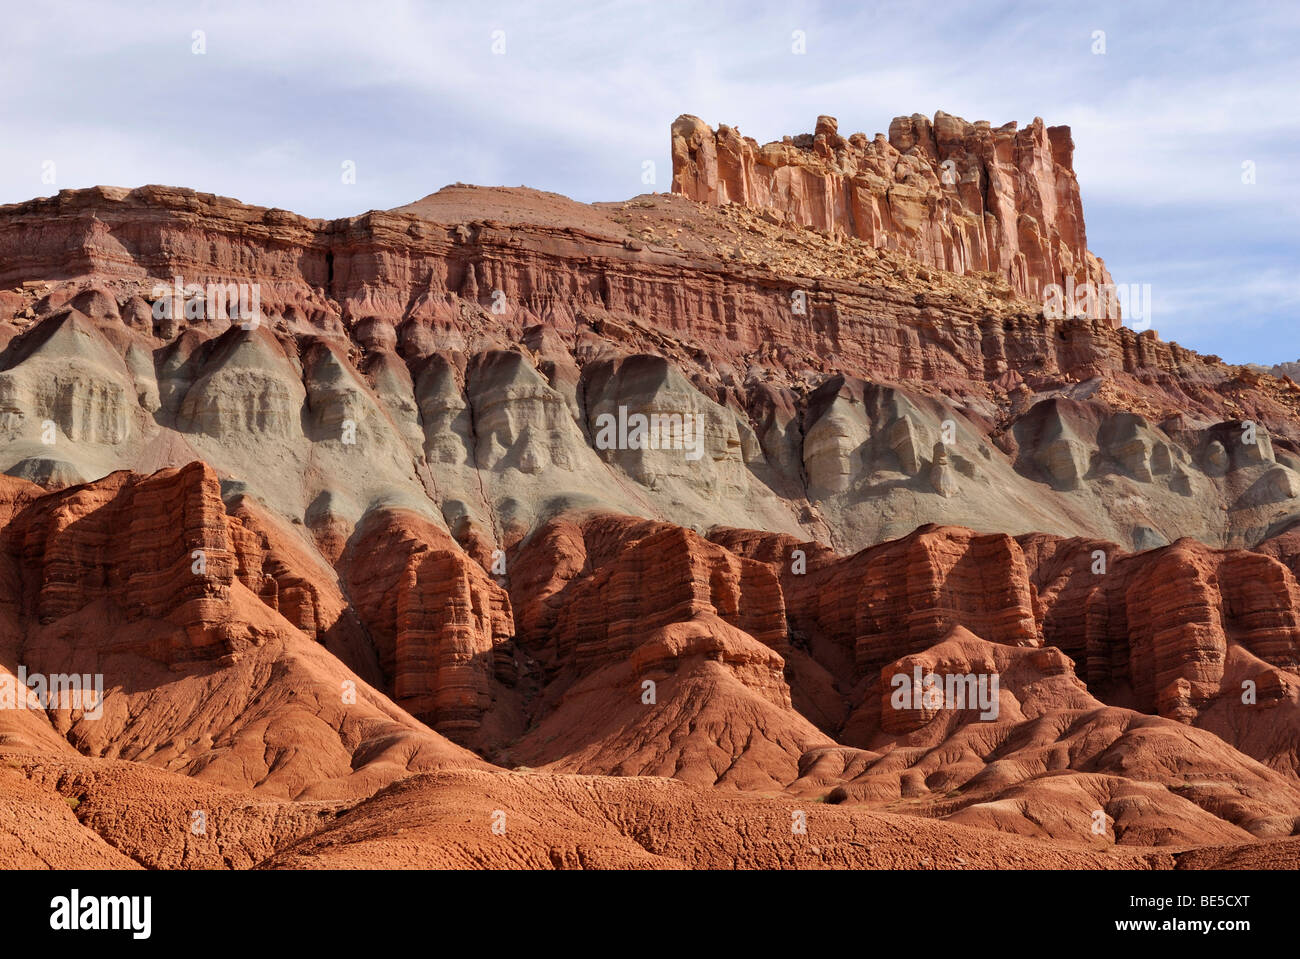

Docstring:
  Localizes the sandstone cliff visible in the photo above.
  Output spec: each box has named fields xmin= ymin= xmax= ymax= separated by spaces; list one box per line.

xmin=671 ymin=112 xmax=1115 ymax=316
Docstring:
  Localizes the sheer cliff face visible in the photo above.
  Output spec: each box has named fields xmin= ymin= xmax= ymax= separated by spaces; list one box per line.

xmin=671 ymin=112 xmax=1115 ymax=317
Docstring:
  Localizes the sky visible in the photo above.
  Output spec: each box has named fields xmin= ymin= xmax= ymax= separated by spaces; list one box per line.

xmin=1 ymin=0 xmax=1296 ymax=364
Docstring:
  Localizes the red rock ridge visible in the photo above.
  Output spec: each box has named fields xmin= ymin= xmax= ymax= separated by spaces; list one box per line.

xmin=720 ymin=524 xmax=1043 ymax=680
xmin=513 ymin=515 xmax=788 ymax=672
xmin=339 ymin=508 xmax=519 ymax=751
xmin=5 ymin=462 xmax=239 ymax=661
xmin=671 ymin=112 xmax=1115 ymax=316
xmin=715 ymin=523 xmax=1300 ymax=777
xmin=1020 ymin=535 xmax=1300 ymax=708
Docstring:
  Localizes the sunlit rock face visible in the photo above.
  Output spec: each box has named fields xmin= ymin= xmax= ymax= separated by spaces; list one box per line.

xmin=802 ymin=383 xmax=869 ymax=499
xmin=0 ymin=155 xmax=1299 ymax=866
xmin=671 ymin=111 xmax=1115 ymax=315
xmin=0 ymin=182 xmax=1292 ymax=552
xmin=340 ymin=507 xmax=517 ymax=750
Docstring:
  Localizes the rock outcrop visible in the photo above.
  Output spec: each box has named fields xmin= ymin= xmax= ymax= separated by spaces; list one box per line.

xmin=791 ymin=628 xmax=1300 ymax=847
xmin=5 ymin=462 xmax=237 ymax=660
xmin=0 ymin=466 xmax=487 ymax=802
xmin=671 ymin=112 xmax=1115 ymax=313
xmin=340 ymin=508 xmax=519 ymax=752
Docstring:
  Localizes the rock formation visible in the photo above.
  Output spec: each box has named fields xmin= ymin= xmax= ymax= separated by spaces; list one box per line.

xmin=671 ymin=112 xmax=1115 ymax=314
xmin=0 ymin=114 xmax=1297 ymax=869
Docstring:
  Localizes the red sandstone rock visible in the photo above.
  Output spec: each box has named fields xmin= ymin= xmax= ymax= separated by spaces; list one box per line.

xmin=671 ymin=112 xmax=1115 ymax=313
xmin=504 ymin=514 xmax=825 ymax=788
xmin=1020 ymin=532 xmax=1300 ymax=775
xmin=0 ymin=466 xmax=487 ymax=802
xmin=5 ymin=463 xmax=237 ymax=659
xmin=792 ymin=627 xmax=1300 ymax=847
xmin=776 ymin=525 xmax=1043 ymax=693
xmin=339 ymin=508 xmax=519 ymax=753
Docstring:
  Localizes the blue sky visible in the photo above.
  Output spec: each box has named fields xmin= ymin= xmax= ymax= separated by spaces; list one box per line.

xmin=2 ymin=0 xmax=1296 ymax=364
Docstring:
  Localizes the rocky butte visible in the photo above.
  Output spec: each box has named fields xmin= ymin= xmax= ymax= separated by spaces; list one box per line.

xmin=671 ymin=111 xmax=1116 ymax=318
xmin=0 ymin=112 xmax=1296 ymax=869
